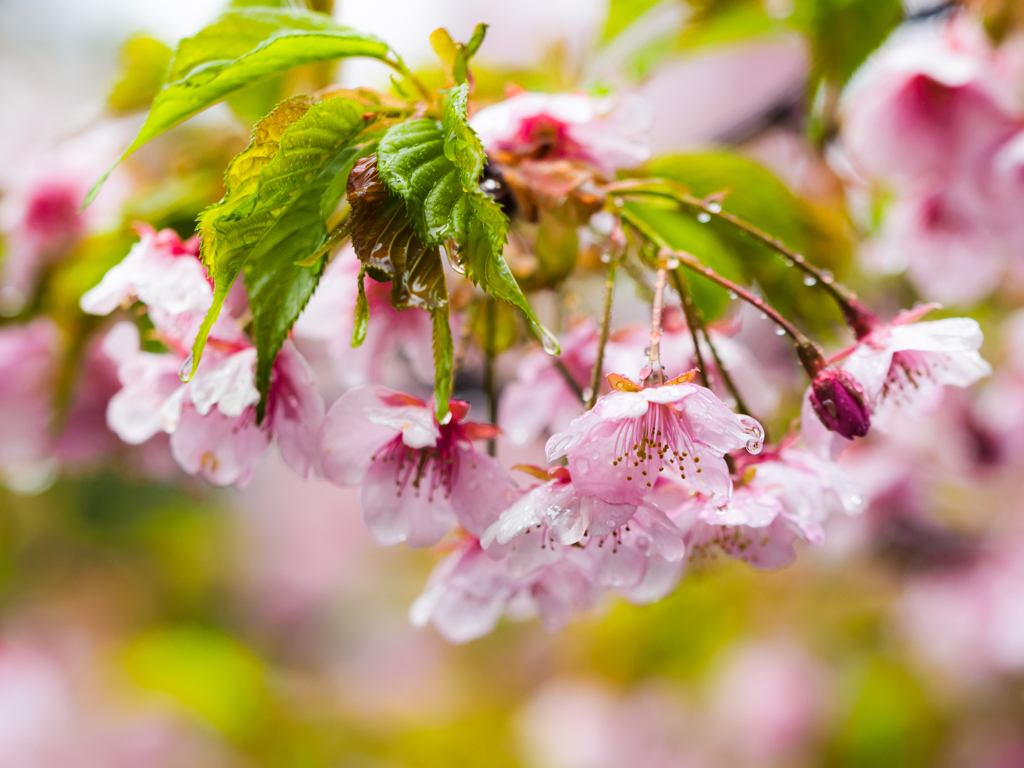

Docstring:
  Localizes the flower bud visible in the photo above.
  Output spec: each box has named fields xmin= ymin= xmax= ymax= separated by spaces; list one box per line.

xmin=809 ymin=369 xmax=871 ymax=439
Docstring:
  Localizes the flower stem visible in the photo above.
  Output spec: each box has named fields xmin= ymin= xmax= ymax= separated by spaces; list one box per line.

xmin=647 ymin=264 xmax=668 ymax=386
xmin=621 ymin=208 xmax=810 ymax=345
xmin=382 ymin=55 xmax=433 ymax=104
xmin=610 ymin=185 xmax=877 ymax=337
xmin=668 ymin=269 xmax=711 ymax=389
xmin=483 ymin=299 xmax=498 ymax=457
xmin=586 ymin=257 xmax=618 ymax=409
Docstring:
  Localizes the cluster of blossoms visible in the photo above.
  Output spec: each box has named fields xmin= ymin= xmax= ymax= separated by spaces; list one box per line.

xmin=841 ymin=14 xmax=1024 ymax=305
xmin=0 ymin=11 xmax=999 ymax=646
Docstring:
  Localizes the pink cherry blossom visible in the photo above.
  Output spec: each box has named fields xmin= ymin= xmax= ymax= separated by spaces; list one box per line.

xmin=901 ymin=530 xmax=1024 ymax=682
xmin=708 ymin=641 xmax=833 ymax=766
xmin=320 ymin=386 xmax=516 ymax=547
xmin=841 ymin=16 xmax=1024 ymax=305
xmin=470 ymin=91 xmax=652 ymax=175
xmin=499 ymin=320 xmax=594 ymax=446
xmin=293 ymin=248 xmax=435 ymax=388
xmin=409 ymin=536 xmax=601 ymax=643
xmin=803 ymin=305 xmax=990 ymax=454
xmin=655 ymin=447 xmax=862 ymax=570
xmin=0 ymin=124 xmax=130 ymax=315
xmin=604 ymin=308 xmax=781 ymax=416
xmin=80 ymin=224 xmax=208 ymax=318
xmin=546 ymin=375 xmax=764 ymax=507
xmin=0 ymin=318 xmax=60 ymax=493
xmin=481 ymin=467 xmax=687 ymax=595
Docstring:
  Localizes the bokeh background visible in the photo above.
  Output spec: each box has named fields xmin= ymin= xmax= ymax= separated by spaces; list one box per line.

xmin=2 ymin=0 xmax=1024 ymax=766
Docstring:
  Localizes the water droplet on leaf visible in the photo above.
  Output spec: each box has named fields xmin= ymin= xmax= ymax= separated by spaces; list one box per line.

xmin=697 ymin=212 xmax=711 ymax=224
xmin=803 ymin=275 xmax=817 ymax=286
xmin=178 ymin=353 xmax=194 ymax=383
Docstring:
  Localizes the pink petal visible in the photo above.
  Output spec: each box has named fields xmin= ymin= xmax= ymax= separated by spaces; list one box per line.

xmin=360 ymin=454 xmax=457 ymax=547
xmin=319 ymin=385 xmax=402 ymax=486
xmin=169 ymin=405 xmax=270 ymax=488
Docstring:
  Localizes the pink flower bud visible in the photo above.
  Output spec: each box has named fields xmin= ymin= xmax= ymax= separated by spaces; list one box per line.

xmin=809 ymin=369 xmax=871 ymax=439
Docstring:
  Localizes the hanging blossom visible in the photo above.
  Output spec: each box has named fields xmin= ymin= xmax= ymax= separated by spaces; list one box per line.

xmin=0 ymin=319 xmax=60 ymax=493
xmin=653 ymin=445 xmax=863 ymax=570
xmin=293 ymin=248 xmax=435 ymax=388
xmin=802 ymin=305 xmax=991 ymax=455
xmin=0 ymin=124 xmax=130 ymax=315
xmin=80 ymin=226 xmax=323 ymax=487
xmin=319 ymin=386 xmax=517 ymax=548
xmin=840 ymin=14 xmax=1024 ymax=305
xmin=498 ymin=320 xmax=595 ymax=446
xmin=482 ymin=466 xmax=688 ymax=597
xmin=546 ymin=372 xmax=765 ymax=508
xmin=471 ymin=90 xmax=652 ymax=176
xmin=604 ymin=307 xmax=782 ymax=416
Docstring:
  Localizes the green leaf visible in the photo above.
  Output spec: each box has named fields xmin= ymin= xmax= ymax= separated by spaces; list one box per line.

xmin=463 ymin=23 xmax=488 ymax=59
xmin=347 ymin=155 xmax=447 ymax=310
xmin=624 ymin=201 xmax=742 ymax=321
xmin=643 ymin=151 xmax=850 ymax=334
xmin=377 ymin=84 xmax=558 ymax=353
xmin=107 ymin=35 xmax=173 ymax=113
xmin=602 ymin=0 xmax=664 ymax=43
xmin=191 ymin=96 xmax=371 ymax=411
xmin=86 ymin=8 xmax=390 ymax=205
xmin=352 ymin=266 xmax=369 ymax=347
xmin=431 ymin=305 xmax=453 ymax=423
xmin=792 ymin=0 xmax=903 ymax=86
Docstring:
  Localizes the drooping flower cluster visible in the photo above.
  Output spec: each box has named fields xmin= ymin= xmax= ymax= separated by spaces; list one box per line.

xmin=80 ymin=225 xmax=323 ymax=488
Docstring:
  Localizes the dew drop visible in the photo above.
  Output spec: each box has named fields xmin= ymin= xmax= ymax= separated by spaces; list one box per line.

xmin=727 ymin=291 xmax=737 ymax=300
xmin=707 ymin=202 xmax=722 ymax=214
xmin=577 ymin=459 xmax=590 ymax=472
xmin=540 ymin=330 xmax=560 ymax=355
xmin=582 ymin=386 xmax=594 ymax=402
xmin=178 ymin=353 xmax=194 ymax=383
xmin=614 ymin=197 xmax=625 ymax=207
xmin=784 ymin=259 xmax=794 ymax=267
xmin=759 ymin=312 xmax=768 ymax=320
xmin=697 ymin=212 xmax=711 ymax=224
xmin=600 ymin=252 xmax=612 ymax=263
xmin=803 ymin=275 xmax=817 ymax=286
xmin=851 ymin=494 xmax=864 ymax=507
xmin=665 ymin=257 xmax=680 ymax=270
xmin=820 ymin=269 xmax=834 ymax=283
xmin=774 ymin=327 xmax=786 ymax=336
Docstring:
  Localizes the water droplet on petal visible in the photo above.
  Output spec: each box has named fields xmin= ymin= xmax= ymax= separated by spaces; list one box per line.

xmin=759 ymin=312 xmax=768 ymax=320
xmin=727 ymin=291 xmax=737 ymax=300
xmin=697 ymin=212 xmax=711 ymax=224
xmin=803 ymin=275 xmax=817 ymax=286
xmin=774 ymin=327 xmax=786 ymax=336
xmin=178 ymin=353 xmax=194 ymax=383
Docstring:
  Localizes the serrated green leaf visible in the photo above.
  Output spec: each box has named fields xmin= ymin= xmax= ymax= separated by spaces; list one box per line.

xmin=191 ymin=97 xmax=371 ymax=414
xmin=378 ymin=84 xmax=557 ymax=353
xmin=86 ymin=8 xmax=390 ymax=205
xmin=107 ymin=35 xmax=173 ymax=113
xmin=463 ymin=23 xmax=488 ymax=59
xmin=431 ymin=305 xmax=453 ymax=423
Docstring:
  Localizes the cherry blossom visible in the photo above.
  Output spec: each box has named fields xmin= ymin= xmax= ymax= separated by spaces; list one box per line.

xmin=481 ymin=466 xmax=687 ymax=595
xmin=0 ymin=319 xmax=60 ymax=493
xmin=654 ymin=447 xmax=862 ymax=570
xmin=319 ymin=386 xmax=516 ymax=547
xmin=841 ymin=15 xmax=1024 ymax=305
xmin=79 ymin=224 xmax=209 ymax=318
xmin=409 ymin=536 xmax=601 ymax=643
xmin=803 ymin=305 xmax=990 ymax=454
xmin=546 ymin=373 xmax=764 ymax=507
xmin=470 ymin=90 xmax=652 ymax=175
xmin=498 ymin=320 xmax=594 ymax=446
xmin=0 ymin=125 xmax=130 ymax=315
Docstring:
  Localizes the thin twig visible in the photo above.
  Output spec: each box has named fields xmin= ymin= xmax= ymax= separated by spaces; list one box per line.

xmin=382 ymin=56 xmax=433 ymax=104
xmin=621 ymin=208 xmax=812 ymax=346
xmin=586 ymin=258 xmax=618 ymax=409
xmin=609 ymin=184 xmax=876 ymax=336
xmin=554 ymin=359 xmax=585 ymax=402
xmin=648 ymin=265 xmax=668 ymax=385
xmin=668 ymin=269 xmax=710 ymax=389
xmin=483 ymin=299 xmax=498 ymax=457
xmin=450 ymin=300 xmax=478 ymax=386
